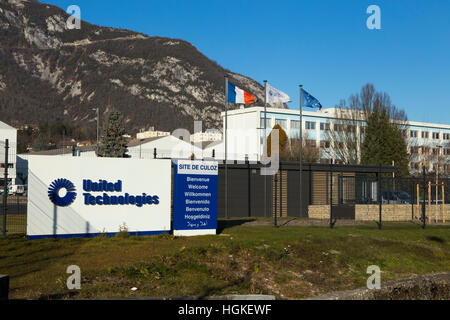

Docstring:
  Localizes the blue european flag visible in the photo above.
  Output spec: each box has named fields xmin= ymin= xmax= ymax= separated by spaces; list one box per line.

xmin=302 ymin=89 xmax=322 ymax=110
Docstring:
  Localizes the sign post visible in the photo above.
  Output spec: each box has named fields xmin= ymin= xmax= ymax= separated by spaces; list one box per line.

xmin=173 ymin=160 xmax=218 ymax=236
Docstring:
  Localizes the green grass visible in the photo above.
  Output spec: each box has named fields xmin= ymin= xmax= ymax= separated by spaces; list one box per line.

xmin=0 ymin=221 xmax=449 ymax=299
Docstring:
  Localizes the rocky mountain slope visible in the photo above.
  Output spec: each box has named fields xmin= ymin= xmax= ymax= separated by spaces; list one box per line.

xmin=0 ymin=0 xmax=285 ymax=134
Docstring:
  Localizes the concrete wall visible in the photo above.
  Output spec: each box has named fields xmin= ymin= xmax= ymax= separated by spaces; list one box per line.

xmin=308 ymin=204 xmax=450 ymax=222
xmin=308 ymin=205 xmax=330 ymax=220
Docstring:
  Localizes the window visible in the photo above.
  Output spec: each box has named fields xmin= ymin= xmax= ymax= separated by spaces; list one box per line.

xmin=410 ymin=147 xmax=420 ymax=154
xmin=421 ymin=131 xmax=429 ymax=139
xmin=333 ymin=124 xmax=344 ymax=132
xmin=432 ymin=132 xmax=440 ymax=139
xmin=443 ymin=133 xmax=450 ymax=140
xmin=306 ymin=140 xmax=316 ymax=147
xmin=347 ymin=125 xmax=356 ymax=133
xmin=260 ymin=117 xmax=271 ymax=129
xmin=320 ymin=122 xmax=330 ymax=131
xmin=290 ymin=120 xmax=300 ymax=129
xmin=410 ymin=130 xmax=418 ymax=138
xmin=305 ymin=121 xmax=316 ymax=130
xmin=320 ymin=141 xmax=330 ymax=148
xmin=275 ymin=119 xmax=287 ymax=130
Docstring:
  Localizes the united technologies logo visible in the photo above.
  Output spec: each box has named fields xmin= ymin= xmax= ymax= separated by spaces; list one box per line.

xmin=48 ymin=178 xmax=77 ymax=207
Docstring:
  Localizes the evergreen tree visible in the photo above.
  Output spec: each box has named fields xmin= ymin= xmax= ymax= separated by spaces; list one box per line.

xmin=32 ymin=134 xmax=49 ymax=152
xmin=96 ymin=109 xmax=129 ymax=158
xmin=361 ymin=104 xmax=410 ymax=176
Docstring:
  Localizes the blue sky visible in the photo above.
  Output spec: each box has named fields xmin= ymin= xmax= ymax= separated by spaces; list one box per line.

xmin=41 ymin=0 xmax=450 ymax=124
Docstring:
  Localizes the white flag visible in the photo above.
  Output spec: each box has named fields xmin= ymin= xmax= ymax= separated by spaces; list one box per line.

xmin=266 ymin=83 xmax=291 ymax=104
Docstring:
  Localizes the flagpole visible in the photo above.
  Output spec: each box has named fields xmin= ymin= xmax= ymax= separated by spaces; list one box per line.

xmin=299 ymin=85 xmax=303 ymax=218
xmin=224 ymin=76 xmax=228 ymax=219
xmin=263 ymin=80 xmax=267 ymax=218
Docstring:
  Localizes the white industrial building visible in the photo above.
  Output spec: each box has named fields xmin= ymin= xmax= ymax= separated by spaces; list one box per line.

xmin=216 ymin=106 xmax=450 ymax=175
xmin=127 ymin=135 xmax=202 ymax=159
xmin=16 ymin=135 xmax=202 ymax=186
xmin=136 ymin=127 xmax=170 ymax=140
xmin=190 ymin=130 xmax=222 ymax=143
xmin=0 ymin=120 xmax=17 ymax=185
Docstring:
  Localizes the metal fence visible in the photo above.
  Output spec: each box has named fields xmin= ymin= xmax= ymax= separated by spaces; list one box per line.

xmin=3 ymin=134 xmax=449 ymax=236
xmin=1 ymin=194 xmax=27 ymax=235
xmin=1 ymin=139 xmax=27 ymax=235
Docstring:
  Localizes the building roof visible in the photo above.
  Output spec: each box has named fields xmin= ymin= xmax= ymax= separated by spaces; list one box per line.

xmin=203 ymin=140 xmax=223 ymax=150
xmin=0 ymin=120 xmax=16 ymax=130
xmin=191 ymin=141 xmax=221 ymax=149
xmin=26 ymin=145 xmax=97 ymax=156
xmin=127 ymin=136 xmax=167 ymax=147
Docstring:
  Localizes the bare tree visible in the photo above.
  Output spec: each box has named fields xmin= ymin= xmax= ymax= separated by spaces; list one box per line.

xmin=322 ymin=83 xmax=410 ymax=165
xmin=417 ymin=139 xmax=450 ymax=179
xmin=322 ymin=100 xmax=363 ymax=164
xmin=282 ymin=131 xmax=320 ymax=162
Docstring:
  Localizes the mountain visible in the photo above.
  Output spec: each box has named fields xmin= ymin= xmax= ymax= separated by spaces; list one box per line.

xmin=0 ymin=0 xmax=286 ymax=135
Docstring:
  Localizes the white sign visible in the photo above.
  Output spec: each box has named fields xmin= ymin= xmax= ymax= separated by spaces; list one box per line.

xmin=176 ymin=160 xmax=218 ymax=176
xmin=27 ymin=156 xmax=172 ymax=239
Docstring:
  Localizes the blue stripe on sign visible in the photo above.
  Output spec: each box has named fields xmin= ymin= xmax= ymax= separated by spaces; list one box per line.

xmin=27 ymin=230 xmax=170 ymax=240
xmin=227 ymin=81 xmax=236 ymax=103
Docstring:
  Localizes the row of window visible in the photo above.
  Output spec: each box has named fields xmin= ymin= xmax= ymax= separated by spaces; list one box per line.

xmin=411 ymin=163 xmax=450 ymax=172
xmin=410 ymin=130 xmax=450 ymax=140
xmin=410 ymin=147 xmax=450 ymax=155
xmin=263 ymin=118 xmax=362 ymax=133
xmin=261 ymin=118 xmax=450 ymax=141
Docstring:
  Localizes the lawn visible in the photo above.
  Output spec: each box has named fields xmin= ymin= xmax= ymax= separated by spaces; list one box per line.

xmin=0 ymin=220 xmax=449 ymax=300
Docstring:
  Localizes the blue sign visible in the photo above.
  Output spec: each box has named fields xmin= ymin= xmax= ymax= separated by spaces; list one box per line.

xmin=173 ymin=160 xmax=218 ymax=236
xmin=81 ymin=179 xmax=159 ymax=207
xmin=48 ymin=177 xmax=160 ymax=208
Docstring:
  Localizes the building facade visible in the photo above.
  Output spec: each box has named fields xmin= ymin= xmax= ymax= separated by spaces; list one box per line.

xmin=219 ymin=106 xmax=450 ymax=176
xmin=190 ymin=130 xmax=222 ymax=143
xmin=136 ymin=127 xmax=170 ymax=140
xmin=0 ymin=120 xmax=17 ymax=185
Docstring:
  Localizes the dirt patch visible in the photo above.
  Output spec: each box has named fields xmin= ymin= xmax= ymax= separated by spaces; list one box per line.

xmin=310 ymin=273 xmax=450 ymax=300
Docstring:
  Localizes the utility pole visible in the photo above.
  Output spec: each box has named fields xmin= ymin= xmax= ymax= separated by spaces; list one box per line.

xmin=422 ymin=165 xmax=426 ymax=229
xmin=93 ymin=108 xmax=100 ymax=145
xmin=62 ymin=128 xmax=66 ymax=150
xmin=2 ymin=139 xmax=8 ymax=237
xmin=299 ymin=85 xmax=303 ymax=218
xmin=437 ymin=146 xmax=442 ymax=208
xmin=224 ymin=76 xmax=228 ymax=219
xmin=263 ymin=80 xmax=267 ymax=218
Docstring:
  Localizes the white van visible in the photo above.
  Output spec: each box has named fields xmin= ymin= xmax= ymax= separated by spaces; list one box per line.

xmin=0 ymin=184 xmax=26 ymax=196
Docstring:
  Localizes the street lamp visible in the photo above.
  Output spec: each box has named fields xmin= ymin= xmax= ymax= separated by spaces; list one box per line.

xmin=139 ymin=139 xmax=144 ymax=159
xmin=437 ymin=145 xmax=442 ymax=206
xmin=92 ymin=108 xmax=99 ymax=145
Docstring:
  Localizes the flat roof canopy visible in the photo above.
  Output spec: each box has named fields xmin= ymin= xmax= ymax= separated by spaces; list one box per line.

xmin=218 ymin=161 xmax=396 ymax=174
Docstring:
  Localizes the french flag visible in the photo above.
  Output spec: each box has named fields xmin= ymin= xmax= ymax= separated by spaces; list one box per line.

xmin=227 ymin=81 xmax=256 ymax=104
